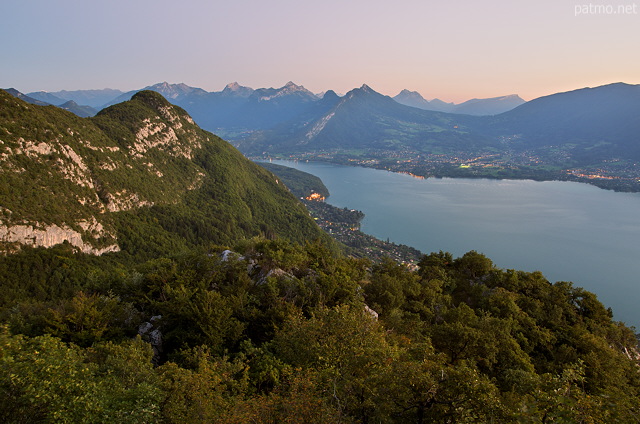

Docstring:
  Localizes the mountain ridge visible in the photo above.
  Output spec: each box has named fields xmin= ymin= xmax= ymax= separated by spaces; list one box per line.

xmin=0 ymin=89 xmax=327 ymax=256
xmin=483 ymin=82 xmax=640 ymax=160
xmin=234 ymin=82 xmax=640 ymax=181
xmin=393 ymin=89 xmax=525 ymax=115
xmin=12 ymin=81 xmax=640 ymax=175
xmin=45 ymin=88 xmax=124 ymax=108
xmin=235 ymin=84 xmax=493 ymax=154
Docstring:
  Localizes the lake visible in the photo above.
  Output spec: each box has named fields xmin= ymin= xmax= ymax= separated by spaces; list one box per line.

xmin=268 ymin=160 xmax=640 ymax=328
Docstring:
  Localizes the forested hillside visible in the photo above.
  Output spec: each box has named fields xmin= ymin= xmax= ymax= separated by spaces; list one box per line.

xmin=1 ymin=89 xmax=639 ymax=423
xmin=0 ymin=89 xmax=327 ymax=257
xmin=1 ymin=241 xmax=638 ymax=422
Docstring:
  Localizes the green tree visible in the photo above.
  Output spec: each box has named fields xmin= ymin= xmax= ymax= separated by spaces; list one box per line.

xmin=272 ymin=304 xmax=399 ymax=422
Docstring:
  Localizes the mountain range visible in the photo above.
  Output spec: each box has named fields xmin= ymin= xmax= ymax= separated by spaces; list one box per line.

xmin=29 ymin=88 xmax=124 ymax=108
xmin=8 ymin=80 xmax=640 ymax=170
xmin=3 ymin=88 xmax=50 ymax=106
xmin=10 ymin=81 xmax=526 ymax=131
xmin=12 ymin=90 xmax=100 ymax=117
xmin=235 ymin=82 xmax=640 ymax=164
xmin=236 ymin=82 xmax=640 ymax=170
xmin=393 ymin=89 xmax=525 ymax=115
xmin=0 ymin=89 xmax=326 ymax=256
xmin=100 ymin=81 xmax=323 ymax=136
xmin=236 ymin=84 xmax=495 ymax=155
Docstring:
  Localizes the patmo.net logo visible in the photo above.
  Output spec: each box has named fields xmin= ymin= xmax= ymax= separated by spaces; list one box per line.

xmin=575 ymin=3 xmax=639 ymax=15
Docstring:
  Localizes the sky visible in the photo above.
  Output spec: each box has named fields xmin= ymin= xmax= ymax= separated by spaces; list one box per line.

xmin=1 ymin=0 xmax=639 ymax=103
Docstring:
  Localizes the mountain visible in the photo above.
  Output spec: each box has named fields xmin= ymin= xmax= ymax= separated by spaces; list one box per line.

xmin=426 ymin=98 xmax=457 ymax=112
xmin=0 ymin=89 xmax=327 ymax=257
xmin=195 ymin=80 xmax=319 ymax=129
xmin=26 ymin=91 xmax=68 ymax=105
xmin=485 ymin=82 xmax=640 ymax=162
xmin=99 ymin=81 xmax=322 ymax=137
xmin=227 ymin=81 xmax=319 ymax=129
xmin=251 ymin=81 xmax=316 ymax=101
xmin=101 ymin=82 xmax=208 ymax=108
xmin=393 ymin=89 xmax=432 ymax=109
xmin=237 ymin=84 xmax=493 ymax=154
xmin=454 ymin=94 xmax=525 ymax=115
xmin=146 ymin=81 xmax=208 ymax=100
xmin=393 ymin=89 xmax=524 ymax=115
xmin=32 ymin=81 xmax=639 ymax=170
xmin=7 ymin=89 xmax=99 ymax=117
xmin=236 ymin=82 xmax=640 ymax=169
xmin=155 ymin=81 xmax=320 ymax=136
xmin=3 ymin=88 xmax=49 ymax=106
xmin=49 ymin=88 xmax=124 ymax=108
xmin=220 ymin=81 xmax=255 ymax=98
xmin=58 ymin=100 xmax=98 ymax=117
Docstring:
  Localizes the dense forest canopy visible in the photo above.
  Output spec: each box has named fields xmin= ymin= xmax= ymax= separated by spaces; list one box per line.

xmin=1 ymin=240 xmax=639 ymax=423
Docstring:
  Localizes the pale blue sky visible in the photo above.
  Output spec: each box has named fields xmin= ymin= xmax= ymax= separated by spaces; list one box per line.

xmin=1 ymin=0 xmax=638 ymax=102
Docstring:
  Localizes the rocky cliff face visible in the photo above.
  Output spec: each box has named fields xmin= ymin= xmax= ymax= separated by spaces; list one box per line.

xmin=0 ymin=221 xmax=119 ymax=255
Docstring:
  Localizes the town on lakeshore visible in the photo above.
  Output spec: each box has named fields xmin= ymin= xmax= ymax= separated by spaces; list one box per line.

xmin=255 ymin=149 xmax=640 ymax=193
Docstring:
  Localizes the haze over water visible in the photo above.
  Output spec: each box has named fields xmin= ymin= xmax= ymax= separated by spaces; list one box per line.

xmin=271 ymin=160 xmax=640 ymax=328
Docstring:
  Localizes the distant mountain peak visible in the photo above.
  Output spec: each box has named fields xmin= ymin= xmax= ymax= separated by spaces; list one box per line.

xmin=281 ymin=81 xmax=311 ymax=93
xmin=345 ymin=84 xmax=384 ymax=100
xmin=429 ymin=98 xmax=455 ymax=107
xmin=221 ymin=82 xmax=254 ymax=98
xmin=464 ymin=94 xmax=523 ymax=103
xmin=225 ymin=82 xmax=242 ymax=91
xmin=322 ymin=90 xmax=339 ymax=100
xmin=144 ymin=82 xmax=204 ymax=99
xmin=454 ymin=94 xmax=526 ymax=115
xmin=360 ymin=84 xmax=373 ymax=92
xmin=4 ymin=88 xmax=21 ymax=96
xmin=58 ymin=100 xmax=97 ymax=117
xmin=150 ymin=81 xmax=176 ymax=92
xmin=393 ymin=89 xmax=430 ymax=109
xmin=24 ymin=90 xmax=67 ymax=106
xmin=5 ymin=88 xmax=50 ymax=106
xmin=257 ymin=81 xmax=315 ymax=101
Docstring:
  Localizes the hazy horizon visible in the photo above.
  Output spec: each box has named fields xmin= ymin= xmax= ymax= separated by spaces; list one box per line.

xmin=1 ymin=0 xmax=638 ymax=103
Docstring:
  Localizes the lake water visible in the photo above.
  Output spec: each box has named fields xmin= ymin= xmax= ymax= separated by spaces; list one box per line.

xmin=268 ymin=160 xmax=640 ymax=328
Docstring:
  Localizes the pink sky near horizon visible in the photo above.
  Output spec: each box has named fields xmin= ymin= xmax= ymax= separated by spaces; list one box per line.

xmin=1 ymin=0 xmax=638 ymax=103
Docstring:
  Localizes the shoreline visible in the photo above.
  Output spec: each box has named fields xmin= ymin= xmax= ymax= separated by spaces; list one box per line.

xmin=252 ymin=154 xmax=640 ymax=193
